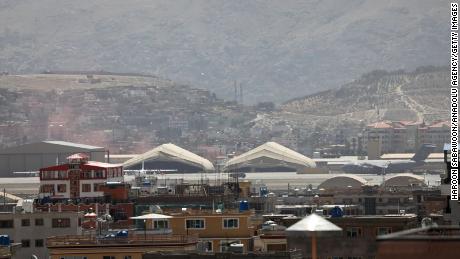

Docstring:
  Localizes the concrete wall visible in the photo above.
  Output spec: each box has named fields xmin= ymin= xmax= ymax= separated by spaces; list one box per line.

xmin=0 ymin=211 xmax=82 ymax=259
xmin=376 ymin=240 xmax=460 ymax=259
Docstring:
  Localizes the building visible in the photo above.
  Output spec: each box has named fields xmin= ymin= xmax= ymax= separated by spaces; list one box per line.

xmin=364 ymin=120 xmax=449 ymax=156
xmin=134 ymin=209 xmax=256 ymax=253
xmin=223 ymin=142 xmax=316 ymax=173
xmin=418 ymin=121 xmax=450 ymax=152
xmin=287 ymin=214 xmax=418 ymax=259
xmin=165 ymin=209 xmax=255 ymax=253
xmin=38 ymin=153 xmax=123 ymax=200
xmin=143 ymin=251 xmax=302 ymax=259
xmin=0 ymin=141 xmax=106 ymax=177
xmin=440 ymin=144 xmax=460 ymax=225
xmin=123 ymin=143 xmax=215 ymax=173
xmin=0 ymin=210 xmax=82 ymax=259
xmin=376 ymin=226 xmax=460 ymax=259
xmin=317 ymin=174 xmax=367 ymax=190
xmin=47 ymin=234 xmax=198 ymax=259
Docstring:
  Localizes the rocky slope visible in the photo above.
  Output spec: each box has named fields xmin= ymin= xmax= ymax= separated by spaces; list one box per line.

xmin=0 ymin=0 xmax=450 ymax=103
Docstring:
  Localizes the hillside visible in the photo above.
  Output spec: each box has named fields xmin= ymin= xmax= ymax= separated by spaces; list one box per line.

xmin=0 ymin=0 xmax=450 ymax=103
xmin=0 ymin=73 xmax=255 ymax=153
xmin=281 ymin=67 xmax=449 ymax=123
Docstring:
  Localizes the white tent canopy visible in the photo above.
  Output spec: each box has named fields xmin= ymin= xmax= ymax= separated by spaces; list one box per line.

xmin=130 ymin=213 xmax=172 ymax=220
xmin=123 ymin=143 xmax=215 ymax=172
xmin=224 ymin=142 xmax=316 ymax=172
xmin=286 ymin=213 xmax=342 ymax=234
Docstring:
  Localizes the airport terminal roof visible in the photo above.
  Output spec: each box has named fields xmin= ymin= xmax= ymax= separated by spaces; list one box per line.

xmin=223 ymin=142 xmax=316 ymax=172
xmin=318 ymin=174 xmax=368 ymax=189
xmin=380 ymin=153 xmax=443 ymax=160
xmin=0 ymin=140 xmax=104 ymax=154
xmin=123 ymin=143 xmax=215 ymax=172
xmin=382 ymin=173 xmax=425 ymax=187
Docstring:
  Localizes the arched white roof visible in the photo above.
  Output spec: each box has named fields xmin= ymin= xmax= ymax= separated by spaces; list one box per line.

xmin=123 ymin=143 xmax=215 ymax=172
xmin=224 ymin=142 xmax=316 ymax=172
xmin=383 ymin=173 xmax=425 ymax=187
xmin=318 ymin=174 xmax=367 ymax=189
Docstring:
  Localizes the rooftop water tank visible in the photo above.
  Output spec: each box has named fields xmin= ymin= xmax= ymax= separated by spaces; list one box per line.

xmin=0 ymin=235 xmax=10 ymax=246
xmin=239 ymin=200 xmax=249 ymax=212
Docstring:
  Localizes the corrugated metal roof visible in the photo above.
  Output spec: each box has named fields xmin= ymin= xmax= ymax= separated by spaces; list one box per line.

xmin=123 ymin=143 xmax=215 ymax=172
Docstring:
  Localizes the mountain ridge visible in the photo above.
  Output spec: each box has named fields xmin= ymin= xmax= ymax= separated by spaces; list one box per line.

xmin=0 ymin=0 xmax=450 ymax=103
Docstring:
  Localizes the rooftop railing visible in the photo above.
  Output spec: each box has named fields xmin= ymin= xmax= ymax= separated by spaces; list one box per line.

xmin=47 ymin=234 xmax=198 ymax=247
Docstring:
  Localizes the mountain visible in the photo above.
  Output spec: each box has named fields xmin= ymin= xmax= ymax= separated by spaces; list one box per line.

xmin=0 ymin=0 xmax=450 ymax=103
xmin=0 ymin=73 xmax=255 ymax=153
xmin=280 ymin=66 xmax=449 ymax=123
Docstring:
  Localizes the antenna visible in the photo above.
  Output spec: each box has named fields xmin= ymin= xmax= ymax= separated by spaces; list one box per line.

xmin=234 ymin=81 xmax=238 ymax=103
xmin=239 ymin=83 xmax=243 ymax=104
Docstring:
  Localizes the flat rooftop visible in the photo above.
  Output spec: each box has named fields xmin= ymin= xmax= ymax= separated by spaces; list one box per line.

xmin=377 ymin=226 xmax=460 ymax=240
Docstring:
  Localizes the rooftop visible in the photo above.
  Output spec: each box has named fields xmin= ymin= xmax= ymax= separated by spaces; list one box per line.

xmin=47 ymin=234 xmax=198 ymax=248
xmin=377 ymin=226 xmax=460 ymax=240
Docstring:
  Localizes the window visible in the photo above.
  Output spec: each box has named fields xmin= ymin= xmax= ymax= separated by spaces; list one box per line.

xmin=124 ymin=256 xmax=132 ymax=259
xmin=52 ymin=218 xmax=71 ymax=228
xmin=57 ymin=184 xmax=66 ymax=193
xmin=21 ymin=239 xmax=30 ymax=247
xmin=21 ymin=219 xmax=30 ymax=227
xmin=203 ymin=241 xmax=213 ymax=252
xmin=223 ymin=218 xmax=239 ymax=229
xmin=35 ymin=239 xmax=44 ymax=247
xmin=57 ymin=171 xmax=67 ymax=179
xmin=82 ymin=171 xmax=91 ymax=179
xmin=82 ymin=184 xmax=91 ymax=192
xmin=94 ymin=183 xmax=103 ymax=192
xmin=40 ymin=184 xmax=55 ymax=193
xmin=103 ymin=256 xmax=115 ymax=259
xmin=0 ymin=220 xmax=14 ymax=228
xmin=35 ymin=218 xmax=44 ymax=226
xmin=186 ymin=219 xmax=205 ymax=229
xmin=95 ymin=170 xmax=104 ymax=178
xmin=377 ymin=227 xmax=392 ymax=235
xmin=346 ymin=227 xmax=362 ymax=238
xmin=153 ymin=220 xmax=169 ymax=229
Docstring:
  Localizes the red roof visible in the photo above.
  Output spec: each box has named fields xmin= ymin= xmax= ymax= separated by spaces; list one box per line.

xmin=428 ymin=120 xmax=450 ymax=128
xmin=85 ymin=161 xmax=122 ymax=168
xmin=40 ymin=161 xmax=122 ymax=171
xmin=368 ymin=121 xmax=393 ymax=129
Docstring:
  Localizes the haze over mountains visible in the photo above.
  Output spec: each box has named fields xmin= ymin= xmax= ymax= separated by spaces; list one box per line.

xmin=0 ymin=0 xmax=449 ymax=103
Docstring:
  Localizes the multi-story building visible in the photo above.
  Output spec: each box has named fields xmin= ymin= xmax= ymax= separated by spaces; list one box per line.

xmin=440 ymin=144 xmax=460 ymax=225
xmin=38 ymin=153 xmax=123 ymax=200
xmin=287 ymin=214 xmax=418 ymax=259
xmin=165 ymin=209 xmax=255 ymax=253
xmin=364 ymin=120 xmax=449 ymax=155
xmin=376 ymin=226 xmax=460 ymax=259
xmin=418 ymin=121 xmax=450 ymax=152
xmin=0 ymin=210 xmax=82 ymax=259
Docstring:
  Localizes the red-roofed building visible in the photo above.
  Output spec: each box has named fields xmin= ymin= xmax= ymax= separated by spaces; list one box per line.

xmin=365 ymin=120 xmax=448 ymax=154
xmin=365 ymin=121 xmax=422 ymax=154
xmin=418 ymin=120 xmax=450 ymax=152
xmin=39 ymin=153 xmax=123 ymax=200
